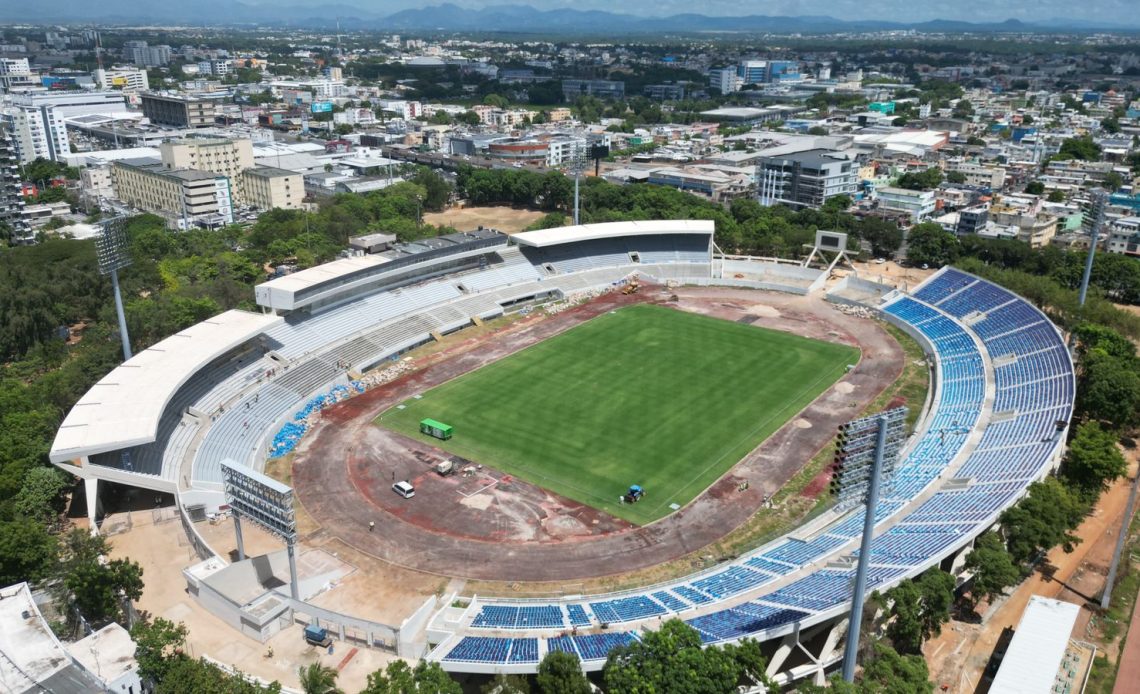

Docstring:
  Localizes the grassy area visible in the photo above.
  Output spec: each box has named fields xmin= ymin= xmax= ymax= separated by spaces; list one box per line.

xmin=378 ymin=304 xmax=858 ymax=525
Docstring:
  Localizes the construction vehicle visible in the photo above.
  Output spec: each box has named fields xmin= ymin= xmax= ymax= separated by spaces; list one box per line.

xmin=622 ymin=485 xmax=645 ymax=503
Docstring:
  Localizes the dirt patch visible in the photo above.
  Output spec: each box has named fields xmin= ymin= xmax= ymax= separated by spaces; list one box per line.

xmin=422 ymin=205 xmax=547 ymax=233
xmin=290 ymin=287 xmax=904 ymax=584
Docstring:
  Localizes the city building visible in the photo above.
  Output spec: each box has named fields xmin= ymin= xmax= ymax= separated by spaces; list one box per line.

xmin=643 ymin=84 xmax=685 ymax=100
xmin=1107 ymin=217 xmax=1140 ymax=257
xmin=159 ymin=137 xmax=254 ymax=202
xmin=0 ymin=582 xmax=141 ymax=693
xmin=956 ymin=205 xmax=990 ymax=235
xmin=93 ymin=66 xmax=150 ymax=92
xmin=123 ymin=41 xmax=172 ymax=67
xmin=0 ymin=57 xmax=36 ymax=92
xmin=738 ymin=60 xmax=768 ymax=85
xmin=545 ymin=136 xmax=587 ymax=168
xmin=486 ymin=137 xmax=548 ymax=165
xmin=141 ymin=92 xmax=220 ymax=128
xmin=708 ymin=67 xmax=741 ymax=94
xmin=756 ymin=149 xmax=857 ymax=209
xmin=876 ymin=187 xmax=937 ymax=222
xmin=112 ymin=157 xmax=234 ymax=228
xmin=562 ymin=79 xmax=625 ymax=101
xmin=241 ymin=166 xmax=304 ymax=210
xmin=0 ymin=131 xmax=27 ymax=241
xmin=948 ymin=161 xmax=1007 ymax=189
xmin=2 ymin=91 xmax=129 ymax=162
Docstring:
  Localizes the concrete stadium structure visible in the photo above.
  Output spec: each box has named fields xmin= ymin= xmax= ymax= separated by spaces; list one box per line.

xmin=49 ymin=220 xmax=1075 ymax=684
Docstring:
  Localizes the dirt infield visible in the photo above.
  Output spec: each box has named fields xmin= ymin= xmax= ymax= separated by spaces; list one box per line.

xmin=422 ymin=205 xmax=547 ymax=233
xmin=291 ymin=286 xmax=904 ymax=583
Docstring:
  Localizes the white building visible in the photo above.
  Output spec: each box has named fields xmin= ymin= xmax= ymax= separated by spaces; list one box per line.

xmin=93 ymin=66 xmax=150 ymax=92
xmin=1 ymin=104 xmax=70 ymax=163
xmin=708 ymin=67 xmax=741 ymax=94
xmin=1107 ymin=217 xmax=1140 ymax=258
xmin=546 ymin=136 xmax=587 ymax=167
xmin=0 ymin=57 xmax=36 ymax=92
xmin=876 ymin=187 xmax=937 ymax=222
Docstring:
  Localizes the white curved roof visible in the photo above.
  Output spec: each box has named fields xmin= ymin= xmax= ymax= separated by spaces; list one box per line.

xmin=49 ymin=310 xmax=281 ymax=464
xmin=511 ymin=220 xmax=714 ymax=248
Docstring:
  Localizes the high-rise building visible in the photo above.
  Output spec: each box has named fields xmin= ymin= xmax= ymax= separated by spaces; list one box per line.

xmin=141 ymin=93 xmax=219 ymax=128
xmin=737 ymin=60 xmax=767 ymax=85
xmin=708 ymin=67 xmax=741 ymax=94
xmin=160 ymin=138 xmax=254 ymax=202
xmin=123 ymin=41 xmax=172 ymax=67
xmin=0 ymin=131 xmax=27 ymax=242
xmin=1 ymin=92 xmax=128 ymax=164
xmin=756 ymin=149 xmax=857 ymax=209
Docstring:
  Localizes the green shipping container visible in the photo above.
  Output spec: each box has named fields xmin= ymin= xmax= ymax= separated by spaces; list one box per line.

xmin=419 ymin=418 xmax=454 ymax=440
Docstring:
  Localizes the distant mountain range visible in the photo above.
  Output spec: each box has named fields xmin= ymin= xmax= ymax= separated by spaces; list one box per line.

xmin=5 ymin=1 xmax=1139 ymax=33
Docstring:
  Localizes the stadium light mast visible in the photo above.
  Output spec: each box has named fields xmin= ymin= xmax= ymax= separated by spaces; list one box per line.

xmin=1078 ymin=189 xmax=1108 ymax=308
xmin=570 ymin=145 xmax=587 ymax=226
xmin=95 ymin=217 xmax=133 ymax=361
xmin=833 ymin=407 xmax=908 ymax=683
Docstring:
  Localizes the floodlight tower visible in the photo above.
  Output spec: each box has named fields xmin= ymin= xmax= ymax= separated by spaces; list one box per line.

xmin=95 ymin=217 xmax=133 ymax=360
xmin=570 ymin=145 xmax=587 ymax=226
xmin=1078 ymin=188 xmax=1108 ymax=308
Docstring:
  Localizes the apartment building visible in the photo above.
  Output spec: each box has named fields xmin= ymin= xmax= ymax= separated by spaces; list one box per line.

xmin=0 ymin=131 xmax=26 ymax=240
xmin=948 ymin=161 xmax=1007 ymax=189
xmin=876 ymin=187 xmax=937 ymax=222
xmin=240 ymin=166 xmax=303 ymax=211
xmin=0 ymin=57 xmax=36 ymax=92
xmin=141 ymin=93 xmax=219 ymax=128
xmin=708 ymin=68 xmax=741 ymax=94
xmin=159 ymin=138 xmax=254 ymax=202
xmin=1106 ymin=217 xmax=1140 ymax=257
xmin=756 ymin=149 xmax=857 ymax=209
xmin=112 ymin=157 xmax=233 ymax=228
xmin=0 ymin=105 xmax=68 ymax=163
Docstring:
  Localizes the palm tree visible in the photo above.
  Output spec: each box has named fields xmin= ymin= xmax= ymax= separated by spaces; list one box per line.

xmin=298 ymin=662 xmax=342 ymax=694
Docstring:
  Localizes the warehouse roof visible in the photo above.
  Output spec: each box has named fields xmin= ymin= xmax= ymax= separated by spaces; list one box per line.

xmin=49 ymin=310 xmax=281 ymax=463
xmin=511 ymin=219 xmax=714 ymax=248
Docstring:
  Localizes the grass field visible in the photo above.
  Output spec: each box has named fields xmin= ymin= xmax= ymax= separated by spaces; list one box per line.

xmin=378 ymin=304 xmax=859 ymax=524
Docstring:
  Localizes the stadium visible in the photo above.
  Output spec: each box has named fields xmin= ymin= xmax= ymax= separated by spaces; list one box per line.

xmin=48 ymin=219 xmax=1075 ymax=686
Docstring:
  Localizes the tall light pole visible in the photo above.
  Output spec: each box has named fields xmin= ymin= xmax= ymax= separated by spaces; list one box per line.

xmin=1078 ymin=188 xmax=1108 ymax=308
xmin=95 ymin=217 xmax=133 ymax=360
xmin=570 ymin=145 xmax=587 ymax=226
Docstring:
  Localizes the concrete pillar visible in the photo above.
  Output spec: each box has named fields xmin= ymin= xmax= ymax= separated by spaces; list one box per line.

xmin=767 ymin=632 xmax=796 ymax=677
xmin=233 ymin=511 xmax=246 ymax=561
xmin=84 ymin=477 xmax=99 ymax=534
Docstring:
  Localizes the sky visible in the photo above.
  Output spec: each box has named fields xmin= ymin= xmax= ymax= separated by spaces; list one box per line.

xmin=290 ymin=0 xmax=1134 ymax=24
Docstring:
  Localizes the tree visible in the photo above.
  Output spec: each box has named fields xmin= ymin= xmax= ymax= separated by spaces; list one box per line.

xmin=1057 ymin=136 xmax=1101 ymax=161
xmin=483 ymin=93 xmax=509 ymax=108
xmin=362 ymin=660 xmax=460 ymax=694
xmin=860 ymin=217 xmax=904 ymax=257
xmin=458 ymin=110 xmax=481 ymax=126
xmin=1064 ymin=421 xmax=1127 ymax=496
xmin=962 ymin=532 xmax=1021 ymax=610
xmin=603 ymin=620 xmax=764 ymax=694
xmin=1000 ymin=477 xmax=1086 ymax=565
xmin=1076 ymin=350 xmax=1140 ymax=429
xmin=1104 ymin=171 xmax=1124 ymax=192
xmin=896 ymin=168 xmax=943 ymax=191
xmin=131 ymin=618 xmax=189 ymax=685
xmin=13 ymin=465 xmax=70 ymax=525
xmin=0 ymin=518 xmax=58 ymax=585
xmin=156 ymin=657 xmax=282 ymax=693
xmin=1025 ymin=181 xmax=1045 ymax=195
xmin=808 ymin=126 xmax=830 ymax=135
xmin=883 ymin=570 xmax=953 ymax=654
xmin=57 ymin=529 xmax=144 ymax=624
xmin=482 ymin=673 xmax=531 ymax=694
xmin=1047 ymin=190 xmax=1066 ymax=202
xmin=905 ymin=223 xmax=960 ymax=268
xmin=298 ymin=663 xmax=342 ymax=694
xmin=946 ymin=170 xmax=967 ymax=184
xmin=860 ymin=642 xmax=934 ymax=693
xmin=536 ymin=650 xmax=591 ymax=694
xmin=411 ymin=168 xmax=453 ymax=212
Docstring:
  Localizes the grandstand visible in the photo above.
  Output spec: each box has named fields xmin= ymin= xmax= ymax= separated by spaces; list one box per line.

xmin=423 ymin=266 xmax=1074 ymax=678
xmin=48 ymin=221 xmax=1075 ymax=684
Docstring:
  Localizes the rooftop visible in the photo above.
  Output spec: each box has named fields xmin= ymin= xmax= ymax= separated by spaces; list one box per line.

xmin=0 ymin=583 xmax=103 ymax=694
xmin=50 ymin=310 xmax=282 ymax=463
xmin=512 ymin=219 xmax=714 ymax=248
xmin=989 ymin=596 xmax=1080 ymax=694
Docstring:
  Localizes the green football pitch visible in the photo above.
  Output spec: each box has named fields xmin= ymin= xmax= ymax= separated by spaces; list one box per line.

xmin=377 ymin=304 xmax=859 ymax=525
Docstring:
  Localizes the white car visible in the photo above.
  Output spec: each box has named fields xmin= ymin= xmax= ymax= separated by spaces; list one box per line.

xmin=392 ymin=481 xmax=415 ymax=499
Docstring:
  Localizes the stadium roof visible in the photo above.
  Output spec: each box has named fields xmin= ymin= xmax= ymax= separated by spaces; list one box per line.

xmin=511 ymin=220 xmax=714 ymax=248
xmin=989 ymin=596 xmax=1079 ymax=694
xmin=49 ymin=310 xmax=281 ymax=463
xmin=256 ymin=255 xmax=392 ymax=296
